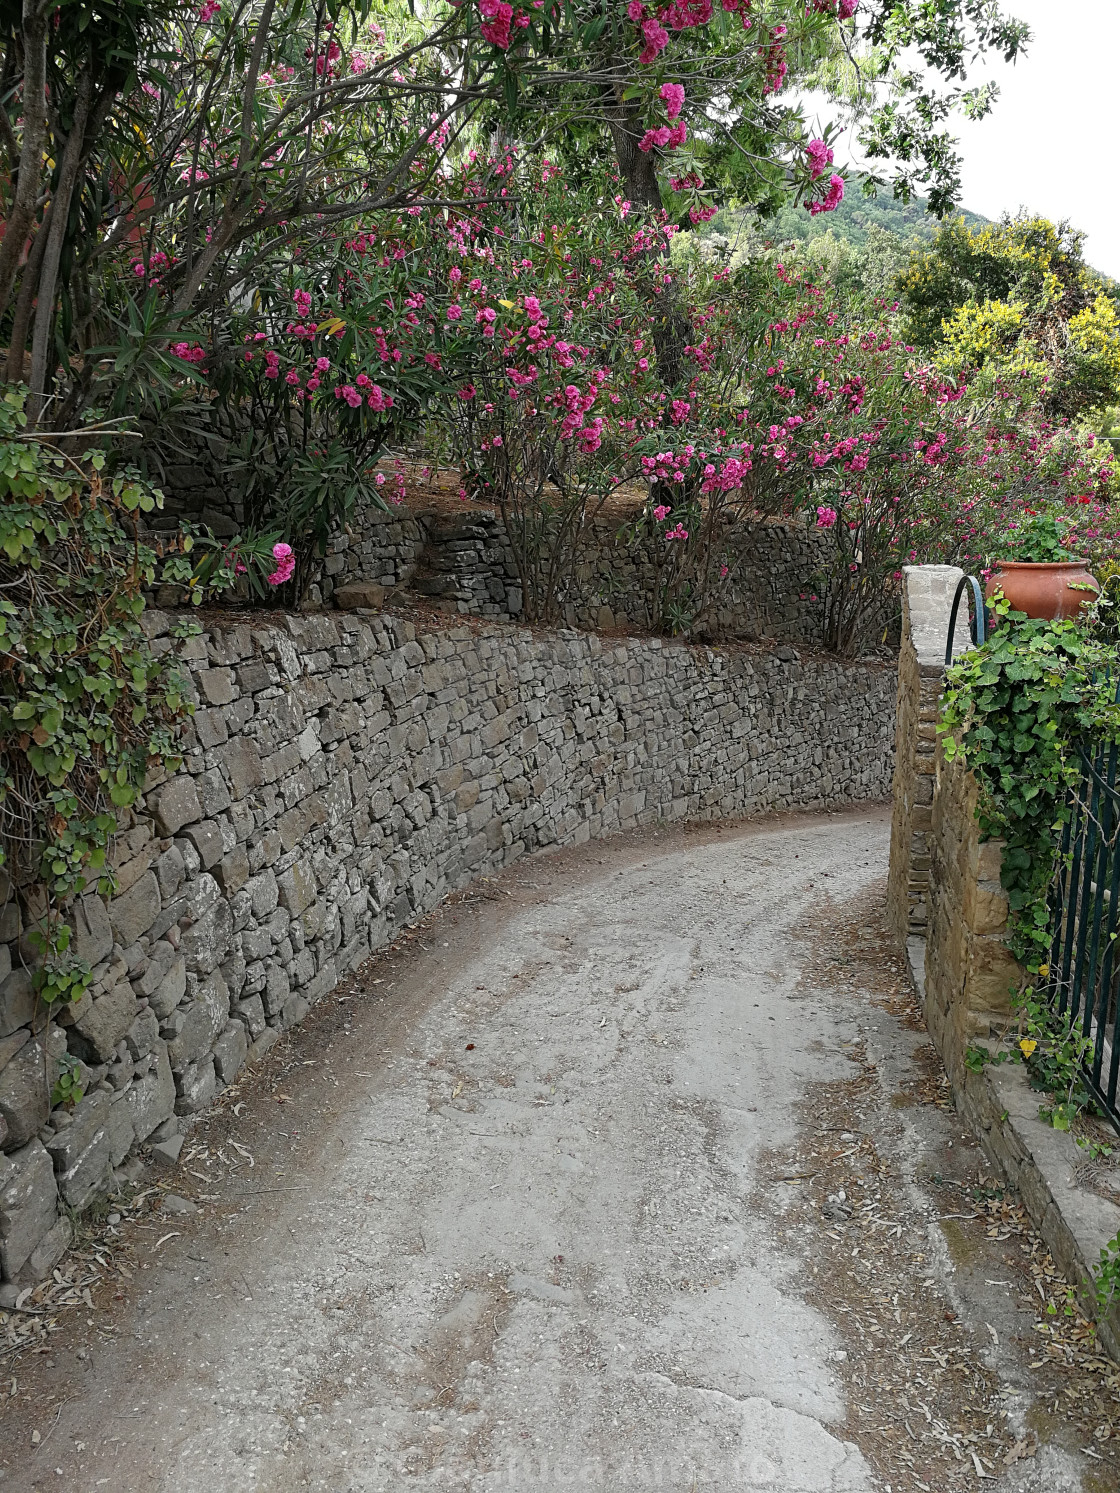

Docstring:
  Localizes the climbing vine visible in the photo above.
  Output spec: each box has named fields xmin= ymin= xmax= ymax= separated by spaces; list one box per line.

xmin=941 ymin=596 xmax=1120 ymax=1124
xmin=0 ymin=387 xmax=195 ymax=1010
xmin=941 ymin=598 xmax=1120 ymax=967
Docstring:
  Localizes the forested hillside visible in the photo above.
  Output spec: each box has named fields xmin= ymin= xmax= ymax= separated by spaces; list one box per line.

xmin=705 ymin=177 xmax=990 ymax=251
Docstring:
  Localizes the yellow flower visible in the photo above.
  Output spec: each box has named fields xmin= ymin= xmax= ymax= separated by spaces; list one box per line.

xmin=1038 ymin=963 xmax=1050 ymax=978
xmin=1020 ymin=1038 xmax=1038 ymax=1058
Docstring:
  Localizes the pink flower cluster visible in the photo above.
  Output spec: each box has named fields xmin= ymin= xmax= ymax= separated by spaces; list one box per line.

xmin=197 ymin=0 xmax=220 ymax=19
xmin=638 ymin=121 xmax=687 ymax=154
xmin=816 ymin=506 xmax=838 ymax=529
xmin=662 ymin=0 xmax=712 ymax=26
xmin=334 ymin=375 xmax=394 ymax=411
xmin=267 ymin=543 xmax=295 ymax=588
xmin=660 ymin=83 xmax=685 ymax=119
xmin=805 ymin=139 xmax=834 ymax=181
xmin=627 ymin=2 xmax=670 ymax=60
xmin=808 ymin=173 xmax=845 ymax=216
xmin=170 ymin=342 xmax=207 ymax=364
xmin=478 ymin=0 xmax=526 ymax=48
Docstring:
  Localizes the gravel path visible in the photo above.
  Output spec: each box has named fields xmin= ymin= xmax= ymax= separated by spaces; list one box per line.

xmin=1 ymin=810 xmax=1115 ymax=1491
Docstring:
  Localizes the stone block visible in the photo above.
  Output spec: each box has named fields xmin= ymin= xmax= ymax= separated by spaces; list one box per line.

xmin=213 ymin=1022 xmax=248 ymax=1085
xmin=455 ymin=781 xmax=480 ymax=814
xmin=220 ymin=949 xmax=247 ymax=1002
xmin=0 ymin=1040 xmax=50 ymax=1151
xmin=219 ymin=738 xmax=264 ymax=799
xmin=70 ymin=980 xmax=140 ymax=1063
xmin=334 ymin=583 xmax=386 ymax=610
xmin=25 ymin=1214 xmax=71 ymax=1281
xmin=156 ymin=846 xmax=186 ymax=902
xmin=246 ymin=1028 xmax=280 ymax=1065
xmin=125 ymin=1044 xmax=175 ymax=1142
xmin=277 ymin=862 xmax=316 ymax=917
xmin=125 ymin=1007 xmax=160 ymax=1061
xmin=973 ymin=838 xmax=1005 ymax=883
xmin=180 ymin=897 xmax=233 ymax=976
xmin=52 ymin=1121 xmax=112 ymax=1210
xmin=184 ymin=820 xmax=224 ymax=871
xmin=966 ymin=937 xmax=1021 ymax=1016
xmin=149 ymin=955 xmax=187 ymax=1020
xmin=113 ymin=845 xmax=155 ymax=897
xmin=166 ymin=970 xmax=229 ymax=1071
xmin=0 ymin=1142 xmax=58 ymax=1280
xmin=216 ymin=846 xmax=250 ymax=894
xmin=194 ymin=709 xmax=229 ymax=749
xmin=174 ymin=1055 xmax=217 ymax=1116
xmin=135 ymin=940 xmax=176 ymax=999
xmin=963 ymin=877 xmax=1010 ymax=937
xmin=0 ymin=1030 xmax=29 ymax=1077
xmin=0 ymin=968 xmax=34 ymax=1039
xmin=109 ymin=872 xmax=161 ymax=948
xmin=150 ymin=777 xmax=203 ymax=837
xmin=69 ymin=895 xmax=113 ymax=968
xmin=246 ymin=870 xmax=279 ymax=920
xmin=232 ymin=995 xmax=266 ymax=1040
xmin=197 ymin=668 xmax=235 ymax=705
xmin=106 ymin=1092 xmax=134 ymax=1167
xmin=46 ymin=1090 xmax=110 ymax=1169
xmin=263 ymin=965 xmax=290 ymax=1018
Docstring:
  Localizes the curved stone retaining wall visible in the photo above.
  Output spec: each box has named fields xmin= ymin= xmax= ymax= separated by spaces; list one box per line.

xmin=0 ymin=612 xmax=895 ymax=1291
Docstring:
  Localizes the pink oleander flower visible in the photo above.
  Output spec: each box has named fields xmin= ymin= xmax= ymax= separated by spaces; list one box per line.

xmin=197 ymin=0 xmax=220 ymax=19
xmin=816 ymin=505 xmax=838 ymax=528
xmin=653 ymin=504 xmax=671 ymax=520
xmin=478 ymin=0 xmax=513 ymax=48
xmin=664 ymin=522 xmax=689 ymax=541
xmin=267 ymin=542 xmax=295 ymax=587
xmin=805 ymin=138 xmax=833 ymax=181
xmin=808 ymin=173 xmax=845 ymax=216
xmin=639 ymin=14 xmax=669 ymax=61
xmin=660 ymin=83 xmax=685 ymax=119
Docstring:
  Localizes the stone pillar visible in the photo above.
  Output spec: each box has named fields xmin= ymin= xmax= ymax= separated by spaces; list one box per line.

xmin=887 ymin=565 xmax=967 ymax=945
xmin=924 ymin=746 xmax=1024 ymax=1080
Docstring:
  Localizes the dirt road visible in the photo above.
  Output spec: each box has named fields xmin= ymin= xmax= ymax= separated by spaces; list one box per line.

xmin=1 ymin=811 xmax=1117 ymax=1491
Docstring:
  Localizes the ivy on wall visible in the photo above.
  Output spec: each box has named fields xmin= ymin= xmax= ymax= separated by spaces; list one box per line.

xmin=940 ymin=598 xmax=1120 ymax=969
xmin=0 ymin=387 xmax=193 ymax=1010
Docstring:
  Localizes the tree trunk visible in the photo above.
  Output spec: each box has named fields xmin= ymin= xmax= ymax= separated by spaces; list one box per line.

xmin=0 ymin=4 xmax=50 ymax=323
xmin=600 ymin=73 xmax=692 ymax=397
xmin=27 ymin=72 xmax=92 ymax=424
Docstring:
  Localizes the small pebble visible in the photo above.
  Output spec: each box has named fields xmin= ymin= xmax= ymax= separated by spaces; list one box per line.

xmin=107 ymin=1212 xmax=121 ymax=1227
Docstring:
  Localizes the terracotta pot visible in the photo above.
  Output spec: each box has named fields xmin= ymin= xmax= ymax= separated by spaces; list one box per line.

xmin=985 ymin=560 xmax=1099 ymax=621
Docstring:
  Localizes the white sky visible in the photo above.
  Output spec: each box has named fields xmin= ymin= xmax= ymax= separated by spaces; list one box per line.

xmin=949 ymin=0 xmax=1120 ymax=277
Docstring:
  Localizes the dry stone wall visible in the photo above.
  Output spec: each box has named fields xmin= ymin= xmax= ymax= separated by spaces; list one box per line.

xmin=0 ymin=613 xmax=895 ymax=1295
xmin=315 ymin=501 xmax=852 ymax=646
